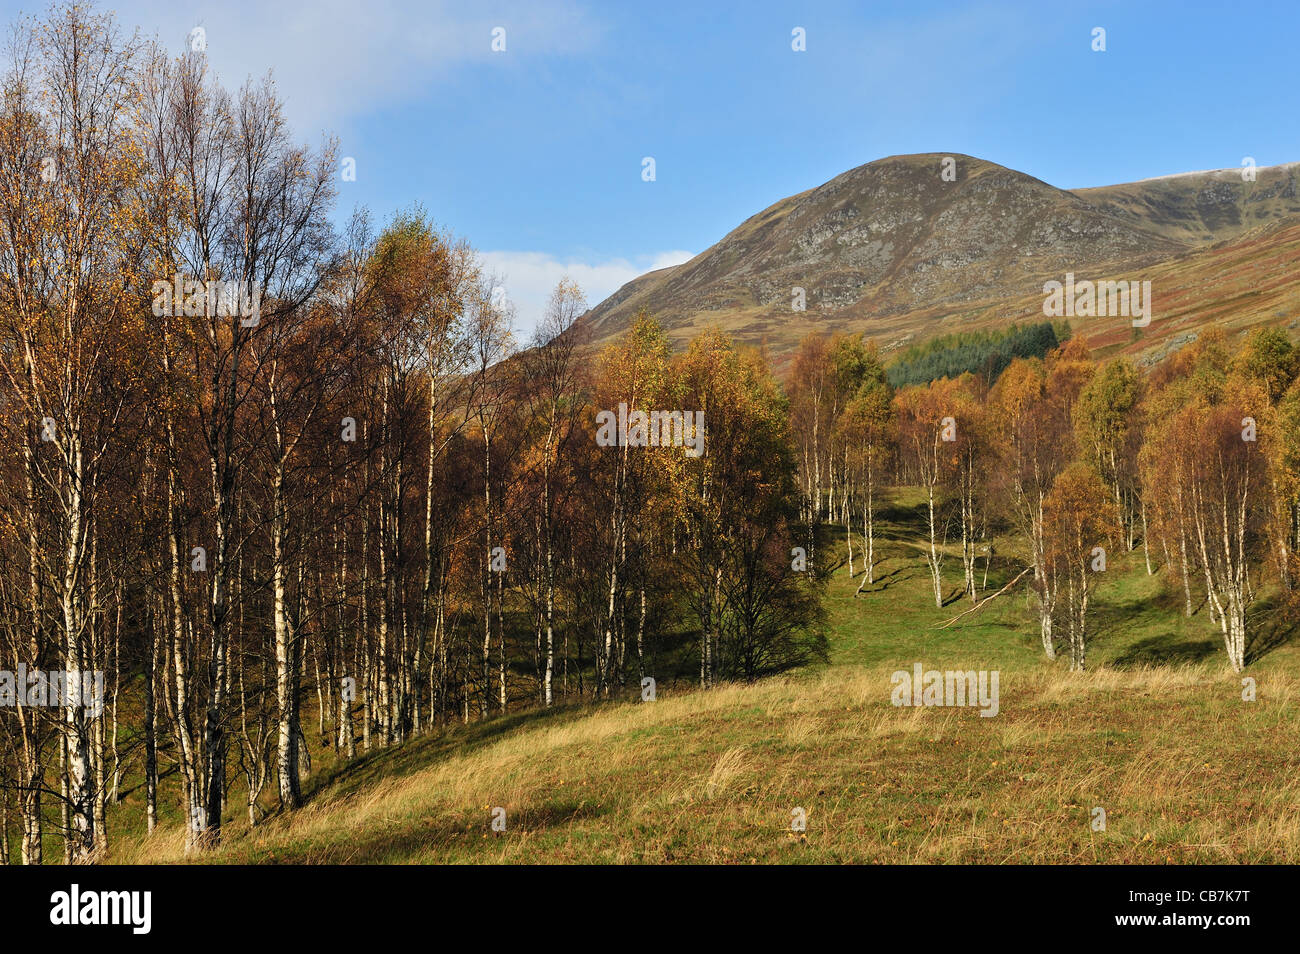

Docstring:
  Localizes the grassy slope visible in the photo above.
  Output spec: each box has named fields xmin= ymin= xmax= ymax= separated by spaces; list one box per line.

xmin=109 ymin=491 xmax=1300 ymax=864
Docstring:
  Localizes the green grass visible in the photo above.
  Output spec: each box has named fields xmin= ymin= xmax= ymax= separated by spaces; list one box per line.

xmin=100 ymin=490 xmax=1300 ymax=864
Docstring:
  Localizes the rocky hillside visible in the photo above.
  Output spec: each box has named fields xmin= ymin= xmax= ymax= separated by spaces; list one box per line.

xmin=1076 ymin=163 xmax=1300 ymax=245
xmin=582 ymin=154 xmax=1300 ymax=366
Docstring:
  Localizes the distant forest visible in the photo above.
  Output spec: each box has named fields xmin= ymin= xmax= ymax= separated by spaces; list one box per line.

xmin=887 ymin=321 xmax=1067 ymax=387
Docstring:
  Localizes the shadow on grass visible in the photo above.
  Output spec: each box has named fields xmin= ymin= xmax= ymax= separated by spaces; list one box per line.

xmin=1072 ymin=568 xmax=1297 ymax=668
xmin=233 ymin=799 xmax=611 ymax=864
xmin=296 ymin=700 xmax=600 ymax=812
xmin=856 ymin=565 xmax=916 ymax=594
xmin=1089 ymin=571 xmax=1215 ymax=667
xmin=872 ymin=500 xmax=933 ymax=541
xmin=1245 ymin=594 xmax=1299 ymax=664
xmin=1110 ymin=635 xmax=1218 ymax=668
xmin=941 ymin=587 xmax=966 ymax=607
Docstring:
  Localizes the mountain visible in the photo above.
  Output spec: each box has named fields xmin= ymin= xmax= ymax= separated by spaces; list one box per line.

xmin=582 ymin=154 xmax=1300 ymax=368
xmin=1076 ymin=163 xmax=1300 ymax=245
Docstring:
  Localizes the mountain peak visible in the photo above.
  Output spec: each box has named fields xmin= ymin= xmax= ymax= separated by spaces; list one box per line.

xmin=583 ymin=154 xmax=1300 ymax=362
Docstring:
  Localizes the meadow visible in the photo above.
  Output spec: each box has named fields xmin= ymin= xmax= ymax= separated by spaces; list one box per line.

xmin=107 ymin=492 xmax=1300 ymax=864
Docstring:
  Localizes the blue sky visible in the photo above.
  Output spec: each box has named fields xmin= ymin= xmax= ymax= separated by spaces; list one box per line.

xmin=4 ymin=0 xmax=1297 ymax=331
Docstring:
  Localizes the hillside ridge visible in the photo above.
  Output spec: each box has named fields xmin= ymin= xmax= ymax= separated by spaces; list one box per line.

xmin=583 ymin=153 xmax=1300 ymax=367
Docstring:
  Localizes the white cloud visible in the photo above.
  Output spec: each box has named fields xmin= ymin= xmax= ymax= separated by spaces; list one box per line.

xmin=103 ymin=0 xmax=601 ymax=139
xmin=479 ymin=249 xmax=693 ymax=338
xmin=86 ymin=2 xmax=689 ymax=341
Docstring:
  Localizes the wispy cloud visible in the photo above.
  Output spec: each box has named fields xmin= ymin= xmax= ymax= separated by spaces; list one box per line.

xmin=479 ymin=250 xmax=694 ymax=338
xmin=104 ymin=0 xmax=602 ymax=139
